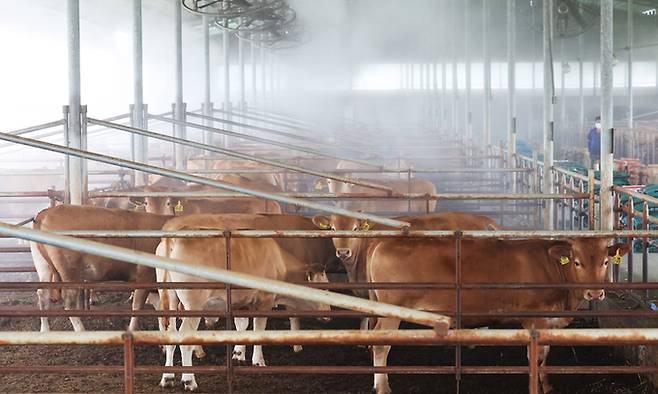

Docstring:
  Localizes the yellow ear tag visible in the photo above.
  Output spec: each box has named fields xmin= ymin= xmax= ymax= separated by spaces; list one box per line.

xmin=360 ymin=220 xmax=370 ymax=231
xmin=559 ymin=256 xmax=570 ymax=266
xmin=612 ymin=248 xmax=622 ymax=265
xmin=319 ymin=222 xmax=330 ymax=230
xmin=314 ymin=180 xmax=324 ymax=190
xmin=174 ymin=200 xmax=184 ymax=215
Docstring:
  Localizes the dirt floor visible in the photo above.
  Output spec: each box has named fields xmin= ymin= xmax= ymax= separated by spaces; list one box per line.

xmin=0 ymin=288 xmax=655 ymax=394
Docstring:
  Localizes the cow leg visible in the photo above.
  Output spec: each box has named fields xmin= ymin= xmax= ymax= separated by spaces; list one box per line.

xmin=179 ymin=317 xmax=202 ymax=391
xmin=232 ymin=317 xmax=250 ymax=364
xmin=36 ymin=288 xmax=50 ymax=332
xmin=159 ymin=316 xmax=177 ymax=388
xmin=251 ymin=317 xmax=268 ymax=366
xmin=372 ymin=318 xmax=400 ymax=394
xmin=289 ymin=318 xmax=303 ymax=353
xmin=128 ymin=288 xmax=149 ymax=331
xmin=539 ymin=345 xmax=552 ymax=393
xmin=62 ymin=288 xmax=85 ymax=332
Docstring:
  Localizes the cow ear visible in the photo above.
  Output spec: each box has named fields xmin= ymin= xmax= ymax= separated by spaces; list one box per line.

xmin=129 ymin=197 xmax=146 ymax=207
xmin=312 ymin=215 xmax=331 ymax=230
xmin=608 ymin=243 xmax=631 ymax=258
xmin=548 ymin=243 xmax=573 ymax=265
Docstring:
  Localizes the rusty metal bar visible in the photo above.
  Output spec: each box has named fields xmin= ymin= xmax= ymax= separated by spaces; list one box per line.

xmin=0 ymin=328 xmax=657 ymax=347
xmin=88 ymin=191 xmax=589 ymax=201
xmin=5 ymin=119 xmax=65 ymax=136
xmin=0 ymin=131 xmax=409 ymax=228
xmin=123 ymin=332 xmax=134 ymax=394
xmin=87 ymin=117 xmax=395 ymax=194
xmin=25 ymin=229 xmax=658 ymax=239
xmin=528 ymin=330 xmax=539 ymax=394
xmin=0 ymin=222 xmax=448 ymax=329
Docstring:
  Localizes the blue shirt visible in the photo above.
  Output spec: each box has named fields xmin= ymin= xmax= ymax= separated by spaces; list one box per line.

xmin=587 ymin=128 xmax=600 ymax=155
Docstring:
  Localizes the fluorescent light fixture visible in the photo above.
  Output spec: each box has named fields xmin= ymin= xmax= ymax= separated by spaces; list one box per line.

xmin=642 ymin=8 xmax=656 ymax=16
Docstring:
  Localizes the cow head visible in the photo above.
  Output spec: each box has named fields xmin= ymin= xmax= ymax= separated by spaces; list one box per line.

xmin=549 ymin=239 xmax=630 ymax=302
xmin=312 ymin=214 xmax=371 ymax=264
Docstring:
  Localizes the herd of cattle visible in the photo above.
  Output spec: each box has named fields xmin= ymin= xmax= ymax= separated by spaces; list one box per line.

xmin=26 ymin=158 xmax=629 ymax=393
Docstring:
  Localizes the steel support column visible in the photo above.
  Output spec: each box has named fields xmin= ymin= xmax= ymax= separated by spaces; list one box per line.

xmin=202 ymin=15 xmax=213 ymax=148
xmin=578 ymin=34 xmax=585 ymax=140
xmin=66 ymin=0 xmax=84 ymax=205
xmin=483 ymin=0 xmax=492 ymax=147
xmin=464 ymin=0 xmax=471 ymax=143
xmin=222 ymin=21 xmax=231 ymax=148
xmin=239 ymin=36 xmax=246 ymax=110
xmin=627 ymin=0 xmax=634 ymax=130
xmin=507 ymin=0 xmax=517 ymax=175
xmin=451 ymin=0 xmax=459 ymax=136
xmin=600 ymin=0 xmax=615 ymax=234
xmin=543 ymin=0 xmax=555 ymax=229
xmin=251 ymin=37 xmax=257 ymax=106
xmin=132 ymin=0 xmax=147 ymax=185
xmin=173 ymin=0 xmax=185 ymax=170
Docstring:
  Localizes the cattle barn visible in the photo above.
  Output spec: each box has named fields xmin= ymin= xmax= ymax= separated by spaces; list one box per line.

xmin=0 ymin=0 xmax=658 ymax=393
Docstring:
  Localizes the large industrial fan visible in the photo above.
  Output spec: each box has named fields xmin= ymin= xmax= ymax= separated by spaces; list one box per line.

xmin=181 ymin=0 xmax=307 ymax=49
xmin=525 ymin=0 xmax=600 ymax=38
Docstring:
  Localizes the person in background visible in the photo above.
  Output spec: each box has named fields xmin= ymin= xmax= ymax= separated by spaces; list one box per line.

xmin=587 ymin=115 xmax=602 ymax=170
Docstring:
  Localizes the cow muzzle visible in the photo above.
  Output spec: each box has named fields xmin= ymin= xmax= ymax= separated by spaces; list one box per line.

xmin=584 ymin=289 xmax=605 ymax=301
xmin=336 ymin=249 xmax=352 ymax=260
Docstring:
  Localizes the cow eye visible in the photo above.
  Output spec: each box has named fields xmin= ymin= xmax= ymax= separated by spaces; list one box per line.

xmin=352 ymin=226 xmax=358 ymax=231
xmin=574 ymin=260 xmax=582 ymax=267
xmin=330 ymin=226 xmax=336 ymax=231
xmin=604 ymin=259 xmax=609 ymax=266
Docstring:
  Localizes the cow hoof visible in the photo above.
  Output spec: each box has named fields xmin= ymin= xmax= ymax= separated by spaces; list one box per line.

xmin=182 ymin=379 xmax=198 ymax=391
xmin=293 ymin=345 xmax=303 ymax=353
xmin=541 ymin=382 xmax=554 ymax=393
xmin=231 ymin=351 xmax=246 ymax=364
xmin=159 ymin=376 xmax=175 ymax=388
xmin=252 ymin=360 xmax=266 ymax=367
xmin=372 ymin=386 xmax=392 ymax=394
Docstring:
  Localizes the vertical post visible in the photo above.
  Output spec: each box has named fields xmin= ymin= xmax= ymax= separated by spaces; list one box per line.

xmin=173 ymin=0 xmax=185 ymax=170
xmin=560 ymin=38 xmax=567 ymax=131
xmin=451 ymin=0 xmax=459 ymax=136
xmin=627 ymin=0 xmax=634 ymax=130
xmin=223 ymin=21 xmax=231 ymax=148
xmin=132 ymin=0 xmax=147 ymax=185
xmin=251 ymin=38 xmax=257 ymax=107
xmin=600 ymin=0 xmax=614 ymax=237
xmin=223 ymin=231 xmax=234 ymax=393
xmin=543 ymin=0 xmax=555 ymax=230
xmin=627 ymin=197 xmax=634 ymax=282
xmin=528 ymin=331 xmax=539 ymax=394
xmin=202 ymin=15 xmax=213 ymax=148
xmin=261 ymin=46 xmax=267 ymax=107
xmin=588 ymin=169 xmax=596 ymax=230
xmin=483 ymin=0 xmax=492 ymax=148
xmin=123 ymin=332 xmax=135 ymax=394
xmin=66 ymin=0 xmax=83 ymax=205
xmin=441 ymin=61 xmax=446 ymax=132
xmin=239 ymin=36 xmax=246 ymax=111
xmin=507 ymin=0 xmax=517 ymax=193
xmin=578 ymin=34 xmax=585 ymax=143
xmin=464 ymin=0 xmax=471 ymax=143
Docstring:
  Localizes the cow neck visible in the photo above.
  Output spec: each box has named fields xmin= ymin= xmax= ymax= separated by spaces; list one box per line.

xmin=552 ymin=258 xmax=574 ymax=311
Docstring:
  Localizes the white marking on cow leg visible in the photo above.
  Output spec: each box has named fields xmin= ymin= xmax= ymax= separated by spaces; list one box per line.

xmin=36 ymin=289 xmax=50 ymax=332
xmin=251 ymin=317 xmax=268 ymax=366
xmin=159 ymin=315 xmax=177 ymax=387
xmin=360 ymin=317 xmax=370 ymax=331
xmin=232 ymin=317 xmax=249 ymax=363
xmin=128 ymin=289 xmax=149 ymax=331
xmin=289 ymin=318 xmax=302 ymax=353
xmin=179 ymin=317 xmax=201 ymax=391
xmin=62 ymin=288 xmax=86 ymax=332
xmin=372 ymin=318 xmax=400 ymax=394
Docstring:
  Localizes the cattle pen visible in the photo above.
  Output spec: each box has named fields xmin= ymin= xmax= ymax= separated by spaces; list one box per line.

xmin=1 ymin=1 xmax=658 ymax=394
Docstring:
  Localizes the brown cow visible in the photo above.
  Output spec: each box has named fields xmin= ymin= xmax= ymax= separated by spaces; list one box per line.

xmin=156 ymin=230 xmax=330 ymax=391
xmin=156 ymin=213 xmax=337 ymax=362
xmin=187 ymin=158 xmax=282 ymax=187
xmin=312 ymin=213 xmax=499 ymax=298
xmin=29 ymin=205 xmax=170 ymax=332
xmin=326 ymin=177 xmax=437 ymax=213
xmin=367 ymin=237 xmax=630 ymax=394
xmin=130 ymin=175 xmax=282 ymax=216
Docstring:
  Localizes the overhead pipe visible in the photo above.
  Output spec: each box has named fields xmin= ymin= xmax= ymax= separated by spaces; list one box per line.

xmin=87 ymin=118 xmax=395 ymax=194
xmin=0 ymin=131 xmax=409 ymax=228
